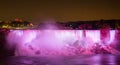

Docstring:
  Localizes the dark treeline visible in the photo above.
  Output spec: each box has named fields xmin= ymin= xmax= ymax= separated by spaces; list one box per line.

xmin=38 ymin=19 xmax=120 ymax=30
xmin=0 ymin=19 xmax=120 ymax=29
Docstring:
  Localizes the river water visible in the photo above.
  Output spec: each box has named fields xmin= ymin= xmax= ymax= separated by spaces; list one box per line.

xmin=3 ymin=54 xmax=120 ymax=65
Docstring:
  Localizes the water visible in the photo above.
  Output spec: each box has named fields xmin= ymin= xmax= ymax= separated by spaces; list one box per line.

xmin=3 ymin=54 xmax=120 ymax=65
xmin=7 ymin=30 xmax=119 ymax=56
xmin=1 ymin=29 xmax=120 ymax=65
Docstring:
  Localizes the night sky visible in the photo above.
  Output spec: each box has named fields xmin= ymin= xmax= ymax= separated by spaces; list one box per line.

xmin=0 ymin=0 xmax=120 ymax=22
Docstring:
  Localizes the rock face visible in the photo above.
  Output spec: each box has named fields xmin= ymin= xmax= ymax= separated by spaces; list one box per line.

xmin=0 ymin=28 xmax=14 ymax=57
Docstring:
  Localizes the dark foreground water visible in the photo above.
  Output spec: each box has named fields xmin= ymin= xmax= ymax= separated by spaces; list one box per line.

xmin=1 ymin=54 xmax=120 ymax=65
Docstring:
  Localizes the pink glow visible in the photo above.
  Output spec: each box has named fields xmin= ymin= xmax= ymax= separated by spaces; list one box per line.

xmin=7 ymin=30 xmax=118 ymax=56
xmin=86 ymin=30 xmax=100 ymax=43
xmin=108 ymin=30 xmax=115 ymax=44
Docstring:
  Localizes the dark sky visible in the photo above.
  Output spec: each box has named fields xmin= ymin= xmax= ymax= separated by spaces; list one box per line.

xmin=0 ymin=0 xmax=120 ymax=22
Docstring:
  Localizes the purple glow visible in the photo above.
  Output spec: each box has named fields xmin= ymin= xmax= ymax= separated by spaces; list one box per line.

xmin=86 ymin=30 xmax=100 ymax=43
xmin=109 ymin=30 xmax=115 ymax=43
xmin=7 ymin=30 xmax=118 ymax=56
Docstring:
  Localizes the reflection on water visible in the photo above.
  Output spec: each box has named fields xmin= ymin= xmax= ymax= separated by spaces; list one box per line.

xmin=3 ymin=54 xmax=120 ymax=65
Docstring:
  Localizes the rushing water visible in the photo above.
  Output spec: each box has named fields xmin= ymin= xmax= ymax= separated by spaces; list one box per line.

xmin=6 ymin=30 xmax=120 ymax=56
